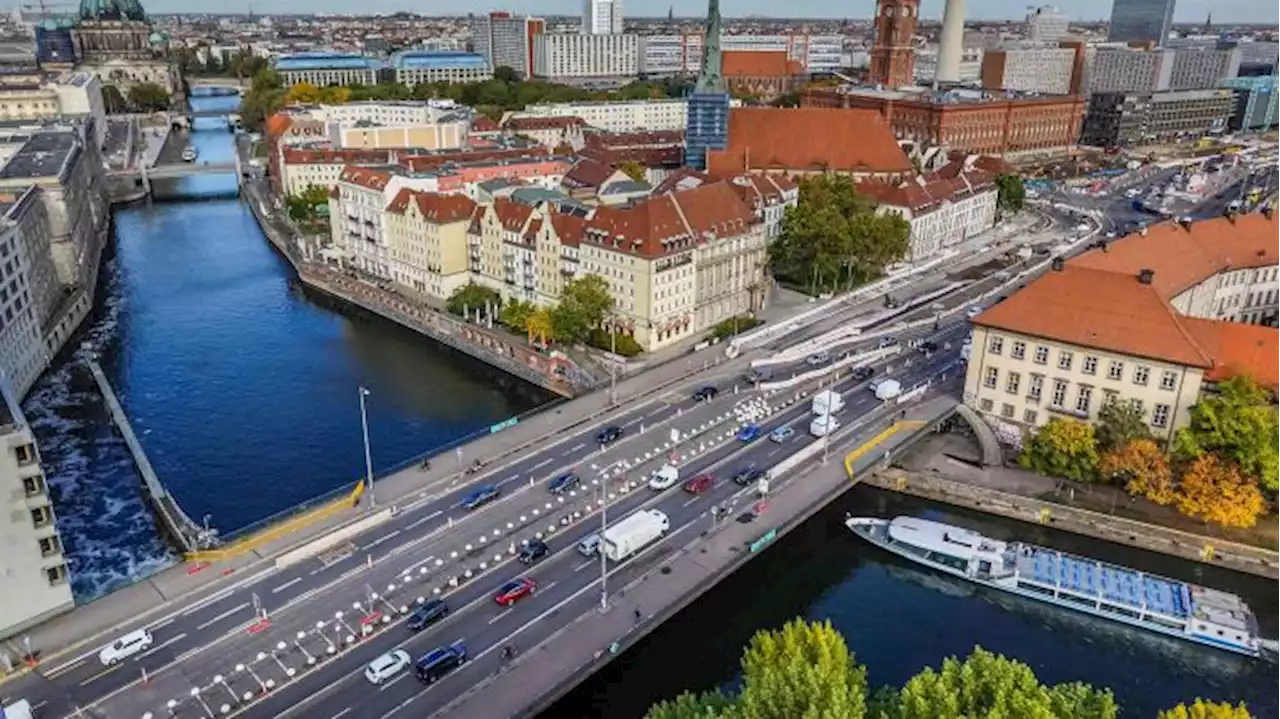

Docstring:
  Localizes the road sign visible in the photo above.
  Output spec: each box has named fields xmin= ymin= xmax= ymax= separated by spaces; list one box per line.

xmin=749 ymin=529 xmax=777 ymax=553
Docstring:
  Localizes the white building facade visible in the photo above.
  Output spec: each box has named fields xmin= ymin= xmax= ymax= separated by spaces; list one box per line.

xmin=581 ymin=0 xmax=624 ymax=35
xmin=532 ymin=33 xmax=639 ymax=79
xmin=515 ymin=98 xmax=687 ymax=132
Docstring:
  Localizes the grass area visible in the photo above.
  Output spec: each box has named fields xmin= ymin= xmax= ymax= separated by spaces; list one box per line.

xmin=709 ymin=315 xmax=764 ymax=340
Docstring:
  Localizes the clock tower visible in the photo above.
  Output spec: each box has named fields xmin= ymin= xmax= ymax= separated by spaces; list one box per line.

xmin=868 ymin=0 xmax=918 ymax=89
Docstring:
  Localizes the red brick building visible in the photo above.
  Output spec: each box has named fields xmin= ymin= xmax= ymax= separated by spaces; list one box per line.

xmin=722 ymin=51 xmax=806 ymax=101
xmin=868 ymin=0 xmax=919 ymax=88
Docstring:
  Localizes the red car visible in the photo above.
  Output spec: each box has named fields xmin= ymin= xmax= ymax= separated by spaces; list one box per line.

xmin=683 ymin=473 xmax=714 ymax=494
xmin=493 ymin=577 xmax=537 ymax=607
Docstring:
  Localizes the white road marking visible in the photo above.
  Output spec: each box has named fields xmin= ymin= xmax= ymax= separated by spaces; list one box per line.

xmin=542 ymin=581 xmax=558 ymax=593
xmin=136 ymin=633 xmax=187 ymax=661
xmin=488 ymin=608 xmax=514 ymax=625
xmin=78 ymin=664 xmax=118 ymax=686
xmin=647 ymin=406 xmax=670 ymax=418
xmin=531 ymin=457 xmax=553 ymax=470
xmin=379 ymin=673 xmax=410 ymax=692
xmin=363 ymin=530 xmax=401 ymax=550
xmin=767 ymin=448 xmax=781 ymax=458
xmin=331 ymin=709 xmax=352 ymax=719
xmin=622 ymin=416 xmax=644 ymax=427
xmin=405 ymin=510 xmax=442 ymax=531
xmin=46 ymin=657 xmax=85 ymax=677
xmin=682 ymin=496 xmax=700 ymax=507
xmin=181 ymin=587 xmax=235 ymax=616
xmin=497 ymin=474 xmax=522 ymax=487
xmin=272 ymin=577 xmax=303 ymax=594
xmin=567 ymin=443 xmax=585 ymax=453
xmin=573 ymin=559 xmax=594 ymax=572
xmin=195 ymin=602 xmax=249 ymax=631
xmin=405 ymin=555 xmax=437 ymax=574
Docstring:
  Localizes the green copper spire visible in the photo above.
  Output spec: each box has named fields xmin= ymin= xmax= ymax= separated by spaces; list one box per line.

xmin=695 ymin=0 xmax=724 ymax=93
xmin=79 ymin=0 xmax=149 ymax=23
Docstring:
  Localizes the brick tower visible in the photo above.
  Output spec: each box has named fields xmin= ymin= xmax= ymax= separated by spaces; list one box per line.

xmin=868 ymin=0 xmax=919 ymax=89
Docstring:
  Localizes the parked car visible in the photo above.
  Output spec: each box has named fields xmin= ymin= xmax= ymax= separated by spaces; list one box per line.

xmin=732 ymin=467 xmax=767 ymax=486
xmin=493 ymin=577 xmax=537 ymax=606
xmin=692 ymin=386 xmax=719 ymax=401
xmin=806 ymin=351 xmax=830 ymax=366
xmin=414 ymin=644 xmax=466 ymax=684
xmin=736 ymin=424 xmax=763 ymax=442
xmin=406 ymin=599 xmax=449 ymax=632
xmin=596 ymin=426 xmax=623 ymax=445
xmin=769 ymin=426 xmax=794 ymax=443
xmin=683 ymin=473 xmax=714 ymax=494
xmin=460 ymin=485 xmax=500 ymax=511
xmin=517 ymin=539 xmax=550 ymax=565
xmin=365 ymin=649 xmax=412 ymax=685
xmin=852 ymin=366 xmax=875 ymax=382
xmin=547 ymin=473 xmax=580 ymax=495
xmin=99 ymin=629 xmax=153 ymax=666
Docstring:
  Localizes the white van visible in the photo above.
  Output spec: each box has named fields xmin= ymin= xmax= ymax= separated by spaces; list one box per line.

xmin=99 ymin=628 xmax=154 ymax=665
xmin=809 ymin=414 xmax=840 ymax=437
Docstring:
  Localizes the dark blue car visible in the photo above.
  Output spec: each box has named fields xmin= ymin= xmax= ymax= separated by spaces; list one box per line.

xmin=460 ymin=485 xmax=500 ymax=510
xmin=415 ymin=643 xmax=466 ymax=683
xmin=736 ymin=424 xmax=763 ymax=442
xmin=548 ymin=473 xmax=580 ymax=494
xmin=596 ymin=426 xmax=623 ymax=445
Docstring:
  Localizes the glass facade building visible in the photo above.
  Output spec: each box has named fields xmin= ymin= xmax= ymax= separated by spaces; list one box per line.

xmin=1107 ymin=0 xmax=1176 ymax=46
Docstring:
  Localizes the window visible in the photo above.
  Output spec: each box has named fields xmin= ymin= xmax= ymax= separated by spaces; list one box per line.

xmin=1133 ymin=366 xmax=1150 ymax=386
xmin=30 ymin=505 xmax=51 ymax=528
xmin=1001 ymin=403 xmax=1015 ymax=418
xmin=39 ymin=536 xmax=60 ymax=557
xmin=1011 ymin=341 xmax=1026 ymax=360
xmin=1152 ymin=403 xmax=1170 ymax=428
xmin=989 ymin=336 xmax=1004 ymax=355
xmin=22 ymin=475 xmax=44 ymax=496
xmin=1106 ymin=361 xmax=1123 ymax=380
xmin=1160 ymin=370 xmax=1177 ymax=391
xmin=1023 ymin=409 xmax=1038 ymax=424
xmin=984 ymin=367 xmax=999 ymax=389
xmin=1051 ymin=379 xmax=1068 ymax=408
xmin=1075 ymin=386 xmax=1093 ymax=414
xmin=1082 ymin=356 xmax=1098 ymax=375
xmin=980 ymin=398 xmax=994 ymax=411
xmin=1058 ymin=351 xmax=1074 ymax=371
xmin=1028 ymin=374 xmax=1044 ymax=401
xmin=1129 ymin=398 xmax=1144 ymax=415
xmin=1005 ymin=371 xmax=1021 ymax=395
xmin=45 ymin=565 xmax=67 ymax=586
xmin=1033 ymin=346 xmax=1049 ymax=365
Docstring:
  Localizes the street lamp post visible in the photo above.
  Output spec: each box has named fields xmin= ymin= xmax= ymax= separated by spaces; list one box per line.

xmin=599 ymin=472 xmax=610 ymax=611
xmin=359 ymin=387 xmax=376 ymax=508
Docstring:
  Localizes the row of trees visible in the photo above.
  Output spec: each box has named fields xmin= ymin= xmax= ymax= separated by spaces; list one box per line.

xmin=173 ymin=47 xmax=268 ymax=79
xmin=1018 ymin=375 xmax=1276 ymax=529
xmin=646 ymin=619 xmax=1251 ymax=719
xmin=101 ymin=83 xmax=171 ymax=114
xmin=446 ymin=276 xmax=638 ymax=352
xmin=768 ymin=174 xmax=912 ymax=295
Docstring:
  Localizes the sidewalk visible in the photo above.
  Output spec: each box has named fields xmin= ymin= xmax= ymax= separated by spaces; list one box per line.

xmin=435 ymin=396 xmax=954 ymax=719
xmin=0 ymin=339 xmax=753 ymax=684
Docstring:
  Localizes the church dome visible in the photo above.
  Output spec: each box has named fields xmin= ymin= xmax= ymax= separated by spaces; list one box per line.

xmin=148 ymin=30 xmax=167 ymax=44
xmin=79 ymin=0 xmax=149 ymax=22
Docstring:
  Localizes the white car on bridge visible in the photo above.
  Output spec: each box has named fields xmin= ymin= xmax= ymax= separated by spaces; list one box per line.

xmin=365 ymin=649 xmax=412 ymax=685
xmin=98 ymin=628 xmax=153 ymax=666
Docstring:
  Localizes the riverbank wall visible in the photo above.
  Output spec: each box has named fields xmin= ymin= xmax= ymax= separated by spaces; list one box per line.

xmin=239 ymin=183 xmax=584 ymax=398
xmin=865 ymin=468 xmax=1279 ymax=579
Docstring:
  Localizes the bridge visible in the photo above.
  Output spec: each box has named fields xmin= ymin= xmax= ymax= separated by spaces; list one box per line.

xmin=108 ymin=157 xmax=243 ymax=196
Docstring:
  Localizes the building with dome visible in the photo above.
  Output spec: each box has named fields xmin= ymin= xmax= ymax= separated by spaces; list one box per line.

xmin=71 ymin=0 xmax=180 ymax=99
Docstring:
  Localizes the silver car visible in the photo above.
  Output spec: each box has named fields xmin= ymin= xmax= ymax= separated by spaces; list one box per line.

xmin=577 ymin=534 xmax=602 ymax=557
xmin=806 ymin=351 xmax=830 ymax=366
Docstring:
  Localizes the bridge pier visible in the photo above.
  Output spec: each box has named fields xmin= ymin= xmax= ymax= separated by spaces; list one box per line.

xmin=139 ymin=163 xmax=152 ymax=202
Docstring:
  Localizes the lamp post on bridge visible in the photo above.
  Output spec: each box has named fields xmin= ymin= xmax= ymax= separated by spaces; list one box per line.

xmin=359 ymin=386 xmax=376 ymax=508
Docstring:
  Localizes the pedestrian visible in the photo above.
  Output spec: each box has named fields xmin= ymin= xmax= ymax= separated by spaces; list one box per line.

xmin=633 ymin=608 xmax=641 ymax=623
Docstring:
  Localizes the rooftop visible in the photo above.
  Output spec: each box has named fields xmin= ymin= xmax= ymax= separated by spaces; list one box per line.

xmin=392 ymin=51 xmax=488 ymax=71
xmin=707 ymin=107 xmax=911 ymax=176
xmin=0 ymin=130 xmax=79 ymax=181
xmin=274 ymin=52 xmax=383 ymax=72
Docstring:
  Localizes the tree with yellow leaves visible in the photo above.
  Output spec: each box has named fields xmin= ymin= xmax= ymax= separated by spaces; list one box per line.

xmin=526 ymin=307 xmax=554 ymax=347
xmin=1100 ymin=439 xmax=1175 ymax=505
xmin=1158 ymin=699 xmax=1254 ymax=719
xmin=284 ymin=82 xmax=321 ymax=104
xmin=1018 ymin=418 xmax=1100 ymax=482
xmin=1175 ymin=455 xmax=1266 ymax=529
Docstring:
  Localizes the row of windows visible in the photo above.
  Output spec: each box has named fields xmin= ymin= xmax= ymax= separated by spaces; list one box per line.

xmin=982 ymin=366 xmax=1174 ymax=428
xmin=988 ymin=336 xmax=1179 ymax=390
xmin=981 ymin=394 xmax=1171 ymax=429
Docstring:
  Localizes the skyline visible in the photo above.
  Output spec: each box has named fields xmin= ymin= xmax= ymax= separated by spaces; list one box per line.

xmin=109 ymin=0 xmax=1278 ymax=26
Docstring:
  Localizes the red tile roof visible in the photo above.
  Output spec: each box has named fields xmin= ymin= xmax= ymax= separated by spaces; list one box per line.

xmin=506 ymin=116 xmax=585 ymax=131
xmin=470 ymin=115 xmax=500 ymax=133
xmin=722 ymin=50 xmax=804 ymax=78
xmin=563 ymin=158 xmax=617 ymax=189
xmin=399 ymin=147 xmax=550 ymax=172
xmin=856 ymin=169 xmax=995 ymax=212
xmin=583 ymin=130 xmax=684 ymax=149
xmin=491 ymin=198 xmax=535 ymax=232
xmin=726 ymin=173 xmax=799 ymax=207
xmin=584 ymin=181 xmax=755 ymax=259
xmin=339 ymin=166 xmax=392 ymax=191
xmin=706 ymin=108 xmax=912 ymax=176
xmin=265 ymin=113 xmax=293 ymax=138
xmin=547 ymin=210 xmax=586 ymax=248
xmin=386 ymin=188 xmax=476 ymax=223
xmin=1182 ymin=318 xmax=1280 ymax=391
xmin=652 ymin=167 xmax=711 ymax=195
xmin=284 ymin=148 xmax=390 ymax=165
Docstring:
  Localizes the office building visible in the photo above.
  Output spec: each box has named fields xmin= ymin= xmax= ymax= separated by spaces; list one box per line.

xmin=1026 ymin=5 xmax=1069 ymax=43
xmin=0 ymin=70 xmax=106 ymax=149
xmin=531 ymin=33 xmax=638 ymax=80
xmin=868 ymin=0 xmax=919 ymax=88
xmin=1081 ymin=89 xmax=1233 ymax=147
xmin=582 ymin=0 xmax=623 ymax=35
xmin=684 ymin=0 xmax=731 ymax=171
xmin=964 ymin=213 xmax=1278 ymax=439
xmin=512 ymin=99 xmax=688 ymax=133
xmin=0 ymin=376 xmax=74 ymax=639
xmin=638 ymin=33 xmax=843 ymax=75
xmin=1107 ymin=0 xmax=1176 ymax=46
xmin=273 ymin=52 xmax=382 ymax=87
xmin=1084 ymin=45 xmax=1240 ymax=94
xmin=980 ymin=45 xmax=1080 ymax=95
xmin=469 ymin=12 xmax=544 ymax=78
xmin=392 ymin=51 xmax=492 ymax=87
xmin=1220 ymin=75 xmax=1278 ymax=132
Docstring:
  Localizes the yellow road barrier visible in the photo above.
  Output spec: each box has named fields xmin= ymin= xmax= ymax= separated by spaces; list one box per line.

xmin=844 ymin=421 xmax=924 ymax=480
xmin=185 ymin=481 xmax=364 ymax=564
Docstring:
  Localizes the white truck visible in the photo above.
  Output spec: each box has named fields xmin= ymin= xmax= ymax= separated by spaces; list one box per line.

xmin=869 ymin=378 xmax=902 ymax=401
xmin=601 ymin=509 xmax=670 ymax=562
xmin=811 ymin=389 xmax=844 ymax=416
xmin=809 ymin=413 xmax=840 ymax=437
xmin=2 ymin=699 xmax=34 ymax=719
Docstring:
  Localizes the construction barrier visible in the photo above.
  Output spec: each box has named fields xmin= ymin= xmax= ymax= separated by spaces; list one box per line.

xmin=184 ymin=481 xmax=364 ymax=564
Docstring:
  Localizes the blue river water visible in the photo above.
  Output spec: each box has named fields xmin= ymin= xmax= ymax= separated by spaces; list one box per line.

xmin=21 ymin=95 xmax=552 ymax=600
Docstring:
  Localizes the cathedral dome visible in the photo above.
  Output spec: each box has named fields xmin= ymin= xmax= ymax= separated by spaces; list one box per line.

xmin=79 ymin=0 xmax=149 ymax=22
xmin=148 ymin=30 xmax=167 ymax=44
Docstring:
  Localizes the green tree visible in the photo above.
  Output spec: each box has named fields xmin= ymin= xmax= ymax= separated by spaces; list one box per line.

xmin=770 ymin=174 xmax=910 ymax=294
xmin=734 ymin=619 xmax=868 ymax=719
xmin=492 ymin=65 xmax=521 ymax=83
xmin=618 ymin=160 xmax=647 ymax=182
xmin=101 ymin=84 xmax=128 ymax=114
xmin=646 ymin=690 xmax=732 ymax=719
xmin=1094 ymin=398 xmax=1151 ymax=454
xmin=127 ymin=82 xmax=170 ymax=112
xmin=446 ymin=283 xmax=500 ymax=318
xmin=1158 ymin=699 xmax=1255 ymax=719
xmin=1173 ymin=374 xmax=1279 ymax=493
xmin=1018 ymin=418 xmax=1100 ymax=483
xmin=884 ymin=647 xmax=1117 ymax=719
xmin=996 ymin=174 xmax=1026 ymax=216
xmin=286 ymin=186 xmax=330 ymax=221
xmin=239 ymin=69 xmax=285 ymax=131
xmin=553 ymin=275 xmax=614 ymax=342
xmin=498 ymin=299 xmax=535 ymax=332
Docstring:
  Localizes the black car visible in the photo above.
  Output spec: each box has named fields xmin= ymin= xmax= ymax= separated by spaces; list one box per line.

xmin=919 ymin=341 xmax=939 ymax=355
xmin=517 ymin=538 xmax=550 ymax=565
xmin=548 ymin=473 xmax=580 ymax=495
xmin=693 ymin=386 xmax=719 ymax=401
xmin=415 ymin=644 xmax=466 ymax=683
xmin=406 ymin=599 xmax=449 ymax=631
xmin=460 ymin=485 xmax=500 ymax=510
xmin=732 ymin=466 xmax=766 ymax=486
xmin=853 ymin=366 xmax=875 ymax=382
xmin=596 ymin=426 xmax=623 ymax=445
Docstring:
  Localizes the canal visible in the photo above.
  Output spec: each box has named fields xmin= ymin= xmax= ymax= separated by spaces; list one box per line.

xmin=21 ymin=93 xmax=554 ymax=601
xmin=548 ymin=487 xmax=1278 ymax=718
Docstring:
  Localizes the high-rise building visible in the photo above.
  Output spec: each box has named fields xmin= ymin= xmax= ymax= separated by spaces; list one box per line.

xmin=685 ymin=0 xmax=731 ymax=170
xmin=531 ymin=34 xmax=638 ymax=80
xmin=581 ymin=0 xmax=623 ymax=35
xmin=469 ymin=12 xmax=545 ymax=78
xmin=1108 ymin=0 xmax=1176 ymax=46
xmin=1026 ymin=5 xmax=1069 ymax=43
xmin=868 ymin=0 xmax=919 ymax=88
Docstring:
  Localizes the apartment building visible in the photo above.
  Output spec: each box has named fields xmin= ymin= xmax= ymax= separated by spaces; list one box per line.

xmin=273 ymin=52 xmax=382 ymax=87
xmin=1081 ymin=89 xmax=1234 ymax=147
xmin=0 ymin=377 xmax=73 ymax=639
xmin=0 ymin=188 xmax=59 ymax=398
xmin=582 ymin=0 xmax=623 ymax=35
xmin=857 ymin=160 xmax=998 ymax=262
xmin=1090 ymin=45 xmax=1242 ymax=95
xmin=980 ymin=46 xmax=1080 ymax=95
xmin=391 ymin=51 xmax=493 ymax=87
xmin=328 ymin=167 xmax=441 ymax=279
xmin=512 ymin=99 xmax=687 ymax=133
xmin=278 ymin=147 xmax=391 ymax=196
xmin=639 ymin=33 xmax=844 ymax=75
xmin=964 ymin=212 xmax=1279 ymax=440
xmin=469 ymin=12 xmax=545 ymax=78
xmin=1026 ymin=5 xmax=1069 ymax=43
xmin=504 ymin=116 xmax=585 ymax=149
xmin=531 ymin=33 xmax=639 ymax=80
xmin=383 ymin=189 xmax=476 ymax=299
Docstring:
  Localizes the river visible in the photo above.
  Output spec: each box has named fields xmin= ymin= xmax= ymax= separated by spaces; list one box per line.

xmin=20 ymin=93 xmax=554 ymax=601
xmin=548 ymin=488 xmax=1279 ymax=718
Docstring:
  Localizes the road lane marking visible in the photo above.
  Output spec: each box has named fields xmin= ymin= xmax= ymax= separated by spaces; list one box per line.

xmin=488 ymin=608 xmax=514 ymax=625
xmin=331 ymin=709 xmax=351 ymax=719
xmin=622 ymin=416 xmax=644 ymax=427
xmin=682 ymin=496 xmax=699 ymax=507
xmin=767 ymin=448 xmax=781 ymax=458
xmin=272 ymin=577 xmax=303 ymax=594
xmin=573 ymin=560 xmax=593 ymax=572
xmin=646 ymin=407 xmax=669 ymax=418
xmin=542 ymin=581 xmax=558 ymax=593
xmin=497 ymin=474 xmax=522 ymax=487
xmin=405 ymin=510 xmax=442 ymax=530
xmin=182 ymin=587 xmax=235 ymax=616
xmin=405 ymin=555 xmax=437 ymax=574
xmin=363 ymin=530 xmax=401 ymax=550
xmin=136 ymin=633 xmax=187 ymax=661
xmin=45 ymin=656 xmax=85 ymax=677
xmin=195 ymin=602 xmax=248 ymax=631
xmin=380 ymin=673 xmax=409 ymax=692
xmin=151 ymin=617 xmax=175 ymax=631
xmin=78 ymin=663 xmax=118 ymax=686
